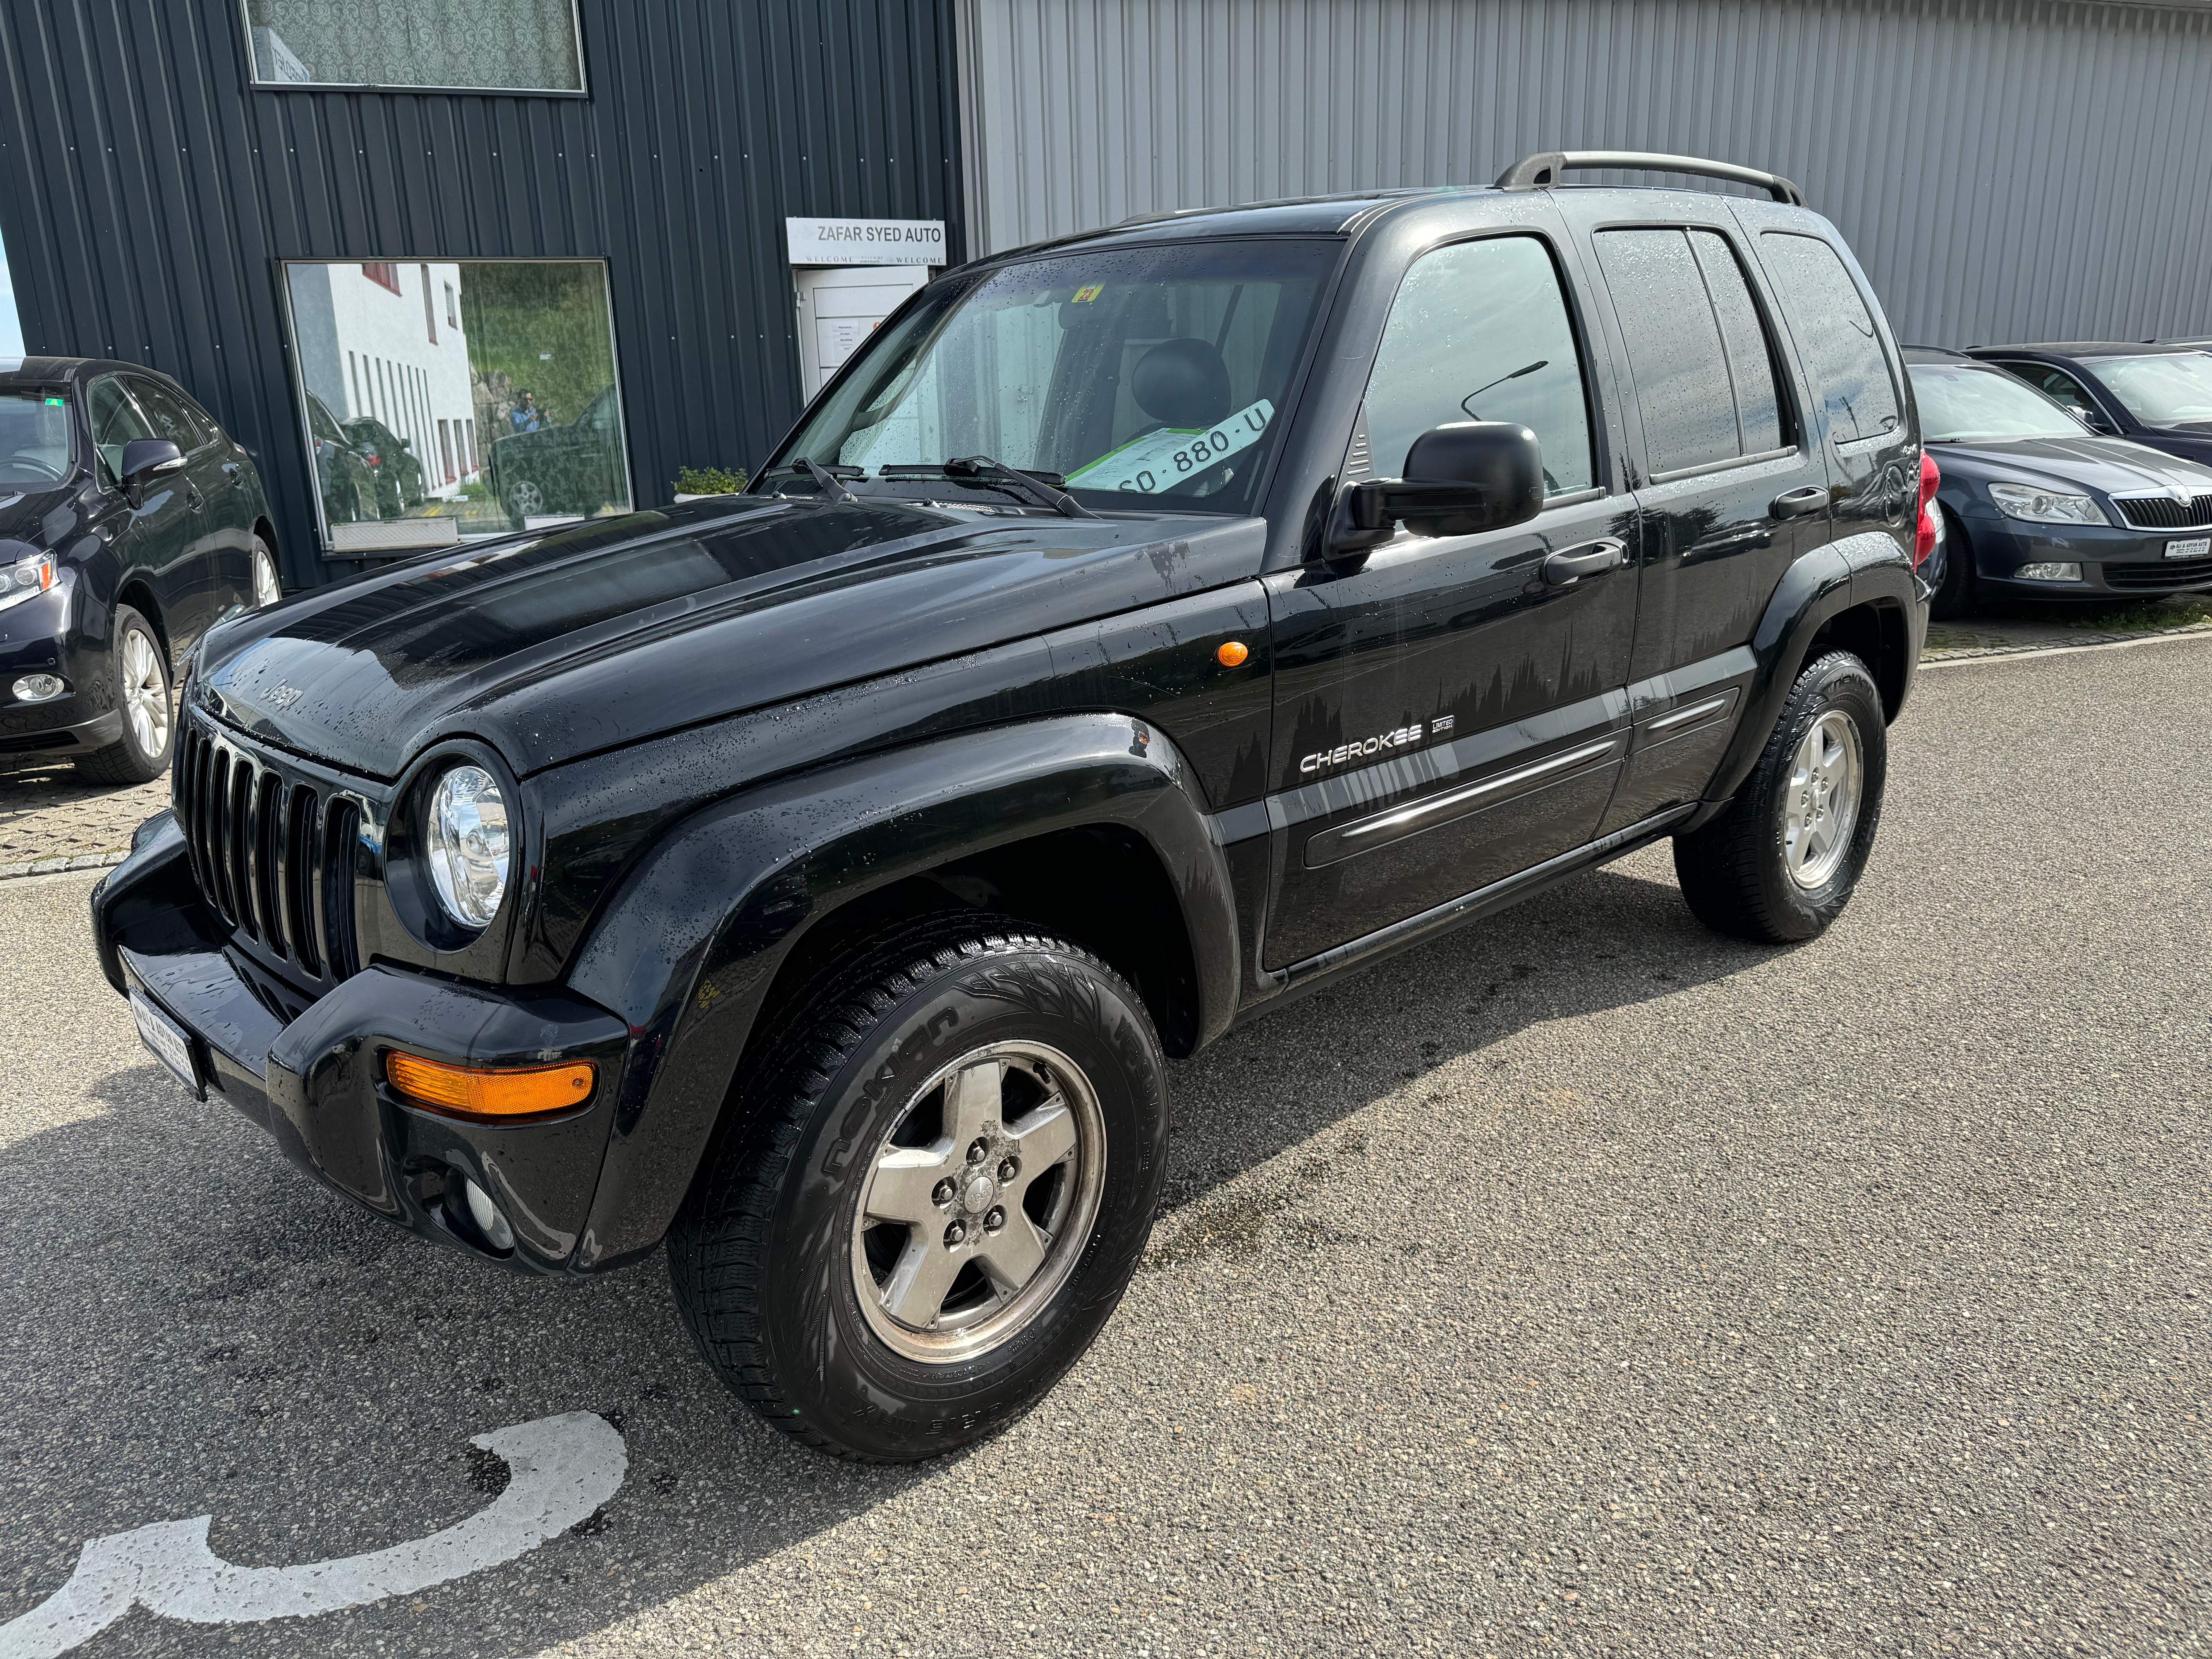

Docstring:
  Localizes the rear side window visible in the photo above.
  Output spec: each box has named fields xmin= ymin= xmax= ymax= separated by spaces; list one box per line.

xmin=130 ymin=379 xmax=205 ymax=452
xmin=1758 ymin=232 xmax=1901 ymax=445
xmin=1361 ymin=234 xmax=1595 ymax=498
xmin=1595 ymin=228 xmax=1787 ymax=478
xmin=1997 ymin=361 xmax=2099 ymax=418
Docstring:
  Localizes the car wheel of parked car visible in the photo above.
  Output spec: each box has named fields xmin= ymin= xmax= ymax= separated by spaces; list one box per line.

xmin=78 ymin=605 xmax=173 ymax=785
xmin=1671 ymin=651 xmax=1886 ymax=944
xmin=1927 ymin=505 xmax=1974 ymax=620
xmin=503 ymin=479 xmax=546 ymax=528
xmin=668 ymin=915 xmax=1170 ymax=1463
xmin=251 ymin=538 xmax=282 ymax=609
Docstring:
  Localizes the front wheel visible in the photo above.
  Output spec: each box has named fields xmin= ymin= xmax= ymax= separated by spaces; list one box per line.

xmin=669 ymin=916 xmax=1169 ymax=1462
xmin=77 ymin=606 xmax=173 ymax=785
xmin=1672 ymin=651 xmax=1887 ymax=943
xmin=251 ymin=536 xmax=282 ymax=608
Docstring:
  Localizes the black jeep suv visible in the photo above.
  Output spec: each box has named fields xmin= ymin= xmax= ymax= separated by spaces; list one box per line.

xmin=92 ymin=152 xmax=1931 ymax=1462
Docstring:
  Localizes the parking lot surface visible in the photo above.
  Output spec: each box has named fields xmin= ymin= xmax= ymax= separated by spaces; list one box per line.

xmin=3 ymin=634 xmax=2207 ymax=1658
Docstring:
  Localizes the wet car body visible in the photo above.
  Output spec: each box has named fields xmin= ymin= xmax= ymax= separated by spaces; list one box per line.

xmin=1907 ymin=349 xmax=2212 ymax=603
xmin=92 ymin=170 xmax=1929 ymax=1291
xmin=0 ymin=355 xmax=274 ymax=764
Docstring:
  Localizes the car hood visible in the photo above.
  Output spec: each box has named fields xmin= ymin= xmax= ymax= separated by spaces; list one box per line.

xmin=193 ymin=496 xmax=1267 ymax=779
xmin=1930 ymin=433 xmax=2212 ymax=499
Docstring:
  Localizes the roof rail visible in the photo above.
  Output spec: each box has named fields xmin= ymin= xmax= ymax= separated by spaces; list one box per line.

xmin=1494 ymin=150 xmax=1805 ymax=207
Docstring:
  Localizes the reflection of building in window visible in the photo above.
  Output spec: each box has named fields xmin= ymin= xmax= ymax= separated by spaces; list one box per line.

xmin=243 ymin=0 xmax=585 ymax=92
xmin=285 ymin=257 xmax=627 ymax=546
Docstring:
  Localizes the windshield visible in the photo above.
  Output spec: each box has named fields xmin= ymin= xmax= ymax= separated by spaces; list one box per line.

xmin=2085 ymin=352 xmax=2212 ymax=429
xmin=0 ymin=390 xmax=76 ymax=487
xmin=773 ymin=239 xmax=1339 ymax=515
xmin=1909 ymin=364 xmax=2086 ymax=443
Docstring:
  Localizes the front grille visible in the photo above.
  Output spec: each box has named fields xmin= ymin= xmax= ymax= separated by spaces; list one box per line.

xmin=172 ymin=715 xmax=363 ymax=985
xmin=2111 ymin=493 xmax=2212 ymax=531
xmin=2105 ymin=554 xmax=2212 ymax=591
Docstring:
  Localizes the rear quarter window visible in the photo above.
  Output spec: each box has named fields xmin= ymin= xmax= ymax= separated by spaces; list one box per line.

xmin=1757 ymin=232 xmax=1900 ymax=445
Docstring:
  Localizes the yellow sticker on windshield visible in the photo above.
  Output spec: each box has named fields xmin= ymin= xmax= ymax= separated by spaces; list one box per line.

xmin=1071 ymin=284 xmax=1104 ymax=303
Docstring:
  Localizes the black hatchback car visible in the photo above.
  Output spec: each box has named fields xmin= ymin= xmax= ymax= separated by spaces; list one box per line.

xmin=0 ymin=357 xmax=280 ymax=782
xmin=1969 ymin=342 xmax=2212 ymax=469
xmin=1905 ymin=349 xmax=2212 ymax=615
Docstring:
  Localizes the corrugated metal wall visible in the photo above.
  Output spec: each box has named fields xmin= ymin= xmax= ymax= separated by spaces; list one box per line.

xmin=0 ymin=0 xmax=965 ymax=585
xmin=957 ymin=0 xmax=2212 ymax=346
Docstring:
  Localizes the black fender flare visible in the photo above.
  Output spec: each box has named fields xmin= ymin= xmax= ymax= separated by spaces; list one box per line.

xmin=1689 ymin=531 xmax=1924 ymax=828
xmin=560 ymin=711 xmax=1240 ymax=1269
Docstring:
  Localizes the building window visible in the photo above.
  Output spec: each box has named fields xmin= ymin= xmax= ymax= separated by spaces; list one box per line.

xmin=422 ymin=264 xmax=437 ymax=343
xmin=361 ymin=261 xmax=401 ymax=294
xmin=282 ymin=258 xmax=629 ymax=553
xmin=242 ymin=1 xmax=586 ymax=93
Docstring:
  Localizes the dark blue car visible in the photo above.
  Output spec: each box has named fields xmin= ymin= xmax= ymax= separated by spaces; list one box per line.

xmin=1967 ymin=341 xmax=2212 ymax=469
xmin=1904 ymin=348 xmax=2212 ymax=618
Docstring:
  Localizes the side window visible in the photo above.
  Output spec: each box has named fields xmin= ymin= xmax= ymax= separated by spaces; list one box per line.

xmin=86 ymin=377 xmax=154 ymax=479
xmin=1362 ymin=235 xmax=1596 ymax=498
xmin=174 ymin=392 xmax=224 ymax=450
xmin=130 ymin=379 xmax=204 ymax=452
xmin=1757 ymin=232 xmax=1901 ymax=445
xmin=1595 ymin=228 xmax=1781 ymax=476
xmin=2001 ymin=361 xmax=2097 ymax=417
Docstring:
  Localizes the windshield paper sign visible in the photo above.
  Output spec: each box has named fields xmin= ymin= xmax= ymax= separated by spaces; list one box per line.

xmin=1065 ymin=399 xmax=1274 ymax=494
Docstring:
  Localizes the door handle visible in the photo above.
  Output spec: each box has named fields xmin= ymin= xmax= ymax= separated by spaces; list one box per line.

xmin=1541 ymin=538 xmax=1626 ymax=586
xmin=220 ymin=462 xmax=242 ymax=483
xmin=185 ymin=484 xmax=205 ymax=511
xmin=1770 ymin=484 xmax=1831 ymax=519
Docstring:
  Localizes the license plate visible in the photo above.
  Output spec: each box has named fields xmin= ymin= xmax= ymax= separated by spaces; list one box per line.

xmin=2166 ymin=537 xmax=2210 ymax=560
xmin=131 ymin=988 xmax=204 ymax=1098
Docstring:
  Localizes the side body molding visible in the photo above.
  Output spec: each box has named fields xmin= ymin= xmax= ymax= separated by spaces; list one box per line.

xmin=562 ymin=713 xmax=1241 ymax=1269
xmin=1687 ymin=530 xmax=1922 ymax=828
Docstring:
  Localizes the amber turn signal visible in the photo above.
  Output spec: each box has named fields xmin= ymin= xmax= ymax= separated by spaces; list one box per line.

xmin=386 ymin=1052 xmax=596 ymax=1120
xmin=1216 ymin=640 xmax=1250 ymax=667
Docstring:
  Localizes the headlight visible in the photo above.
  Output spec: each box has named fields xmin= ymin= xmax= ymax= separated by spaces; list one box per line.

xmin=1988 ymin=483 xmax=2107 ymax=526
xmin=425 ymin=765 xmax=510 ymax=927
xmin=0 ymin=553 xmax=57 ymax=614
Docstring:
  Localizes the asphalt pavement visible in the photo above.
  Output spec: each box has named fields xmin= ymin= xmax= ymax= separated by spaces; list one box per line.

xmin=3 ymin=634 xmax=2207 ymax=1658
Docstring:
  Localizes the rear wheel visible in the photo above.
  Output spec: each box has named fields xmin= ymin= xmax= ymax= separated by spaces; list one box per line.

xmin=1672 ymin=650 xmax=1886 ymax=943
xmin=77 ymin=606 xmax=172 ymax=785
xmin=668 ymin=916 xmax=1169 ymax=1462
xmin=251 ymin=537 xmax=282 ymax=608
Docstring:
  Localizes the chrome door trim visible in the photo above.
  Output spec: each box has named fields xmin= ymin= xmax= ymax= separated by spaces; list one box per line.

xmin=1304 ymin=735 xmax=1623 ymax=868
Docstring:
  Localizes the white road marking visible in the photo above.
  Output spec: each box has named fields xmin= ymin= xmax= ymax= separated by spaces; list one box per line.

xmin=0 ymin=1411 xmax=625 ymax=1657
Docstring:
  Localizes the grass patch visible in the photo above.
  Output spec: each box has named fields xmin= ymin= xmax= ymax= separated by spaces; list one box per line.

xmin=2065 ymin=595 xmax=2212 ymax=633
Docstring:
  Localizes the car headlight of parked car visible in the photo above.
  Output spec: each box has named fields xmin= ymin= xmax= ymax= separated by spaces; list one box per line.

xmin=425 ymin=764 xmax=511 ymax=927
xmin=0 ymin=552 xmax=56 ymax=614
xmin=1987 ymin=483 xmax=2108 ymax=526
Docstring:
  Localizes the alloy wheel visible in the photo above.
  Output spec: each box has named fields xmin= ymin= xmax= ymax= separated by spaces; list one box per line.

xmin=850 ymin=1041 xmax=1105 ymax=1364
xmin=252 ymin=546 xmax=282 ymax=608
xmin=120 ymin=627 xmax=169 ymax=759
xmin=1782 ymin=709 xmax=1861 ymax=889
xmin=508 ymin=480 xmax=546 ymax=517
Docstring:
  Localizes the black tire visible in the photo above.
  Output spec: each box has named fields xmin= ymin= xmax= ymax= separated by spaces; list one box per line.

xmin=1672 ymin=651 xmax=1887 ymax=943
xmin=668 ymin=915 xmax=1170 ymax=1462
xmin=76 ymin=605 xmax=173 ymax=786
xmin=1927 ymin=505 xmax=1974 ymax=620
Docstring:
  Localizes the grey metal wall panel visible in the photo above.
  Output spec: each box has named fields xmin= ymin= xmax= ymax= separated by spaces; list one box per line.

xmin=0 ymin=0 xmax=966 ymax=586
xmin=959 ymin=0 xmax=2212 ymax=345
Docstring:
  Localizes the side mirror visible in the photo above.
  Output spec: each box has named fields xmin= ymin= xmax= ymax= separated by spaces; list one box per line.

xmin=1329 ymin=422 xmax=1546 ymax=554
xmin=2081 ymin=409 xmax=2118 ymax=435
xmin=118 ymin=439 xmax=185 ymax=505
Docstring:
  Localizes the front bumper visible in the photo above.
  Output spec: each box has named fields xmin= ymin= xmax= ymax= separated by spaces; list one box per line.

xmin=1963 ymin=514 xmax=2212 ymax=599
xmin=0 ymin=591 xmax=119 ymax=754
xmin=91 ymin=811 xmax=630 ymax=1272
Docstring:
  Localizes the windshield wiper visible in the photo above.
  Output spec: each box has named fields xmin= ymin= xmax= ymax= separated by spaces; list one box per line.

xmin=933 ymin=456 xmax=1096 ymax=519
xmin=763 ymin=457 xmax=860 ymax=504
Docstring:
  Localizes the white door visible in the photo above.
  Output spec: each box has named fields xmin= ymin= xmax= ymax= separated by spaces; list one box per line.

xmin=793 ymin=264 xmax=931 ymax=401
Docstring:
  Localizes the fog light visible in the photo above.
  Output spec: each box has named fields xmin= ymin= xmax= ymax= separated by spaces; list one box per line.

xmin=459 ymin=1177 xmax=515 ymax=1252
xmin=2015 ymin=562 xmax=2083 ymax=582
xmin=11 ymin=673 xmax=65 ymax=703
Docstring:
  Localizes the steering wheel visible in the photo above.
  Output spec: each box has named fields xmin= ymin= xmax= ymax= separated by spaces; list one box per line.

xmin=3 ymin=452 xmax=64 ymax=484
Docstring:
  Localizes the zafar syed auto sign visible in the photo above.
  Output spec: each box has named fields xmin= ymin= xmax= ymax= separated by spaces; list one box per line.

xmin=785 ymin=217 xmax=947 ymax=266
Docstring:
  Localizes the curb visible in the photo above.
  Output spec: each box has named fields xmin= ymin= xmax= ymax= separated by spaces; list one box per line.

xmin=1921 ymin=625 xmax=2212 ymax=670
xmin=0 ymin=849 xmax=127 ymax=882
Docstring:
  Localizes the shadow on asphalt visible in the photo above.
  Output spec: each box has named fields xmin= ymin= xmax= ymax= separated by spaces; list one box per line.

xmin=3 ymin=852 xmax=1781 ymax=1656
